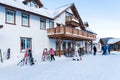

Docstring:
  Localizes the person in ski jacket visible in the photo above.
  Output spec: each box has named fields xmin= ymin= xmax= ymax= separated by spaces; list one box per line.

xmin=49 ymin=48 xmax=55 ymax=61
xmin=105 ymin=44 xmax=110 ymax=55
xmin=28 ymin=49 xmax=34 ymax=65
xmin=73 ymin=44 xmax=80 ymax=61
xmin=42 ymin=48 xmax=47 ymax=61
xmin=93 ymin=45 xmax=97 ymax=55
xmin=24 ymin=49 xmax=29 ymax=64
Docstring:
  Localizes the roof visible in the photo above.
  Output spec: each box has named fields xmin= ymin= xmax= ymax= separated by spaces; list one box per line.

xmin=100 ymin=37 xmax=114 ymax=45
xmin=23 ymin=0 xmax=43 ymax=8
xmin=52 ymin=3 xmax=85 ymax=30
xmin=85 ymin=27 xmax=97 ymax=35
xmin=107 ymin=38 xmax=120 ymax=44
xmin=0 ymin=0 xmax=78 ymax=19
xmin=0 ymin=0 xmax=53 ymax=18
xmin=0 ymin=1 xmax=87 ymax=29
xmin=52 ymin=3 xmax=73 ymax=19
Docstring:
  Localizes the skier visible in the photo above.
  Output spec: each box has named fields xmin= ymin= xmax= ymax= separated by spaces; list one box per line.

xmin=28 ymin=49 xmax=34 ymax=65
xmin=78 ymin=47 xmax=82 ymax=60
xmin=93 ymin=45 xmax=97 ymax=55
xmin=73 ymin=44 xmax=80 ymax=61
xmin=106 ymin=44 xmax=110 ymax=55
xmin=49 ymin=48 xmax=55 ymax=61
xmin=42 ymin=48 xmax=47 ymax=61
xmin=46 ymin=48 xmax=50 ymax=61
xmin=24 ymin=49 xmax=29 ymax=65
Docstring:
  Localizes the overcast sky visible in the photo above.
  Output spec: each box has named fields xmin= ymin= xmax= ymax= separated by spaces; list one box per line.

xmin=41 ymin=0 xmax=120 ymax=38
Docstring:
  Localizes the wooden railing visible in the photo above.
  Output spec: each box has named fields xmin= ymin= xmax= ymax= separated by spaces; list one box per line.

xmin=66 ymin=16 xmax=79 ymax=23
xmin=47 ymin=27 xmax=96 ymax=40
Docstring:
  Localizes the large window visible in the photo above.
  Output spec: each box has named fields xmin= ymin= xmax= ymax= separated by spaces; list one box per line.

xmin=6 ymin=9 xmax=16 ymax=24
xmin=40 ymin=18 xmax=46 ymax=29
xmin=22 ymin=13 xmax=29 ymax=27
xmin=49 ymin=20 xmax=54 ymax=28
xmin=20 ymin=37 xmax=32 ymax=52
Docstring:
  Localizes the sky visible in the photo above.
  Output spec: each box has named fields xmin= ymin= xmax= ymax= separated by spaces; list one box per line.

xmin=41 ymin=0 xmax=120 ymax=38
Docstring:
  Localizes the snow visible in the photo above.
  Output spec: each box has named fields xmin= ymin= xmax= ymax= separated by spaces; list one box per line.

xmin=72 ymin=18 xmax=79 ymax=23
xmin=0 ymin=52 xmax=120 ymax=80
xmin=0 ymin=0 xmax=53 ymax=18
xmin=107 ymin=38 xmax=120 ymax=44
xmin=0 ymin=0 xmax=73 ymax=19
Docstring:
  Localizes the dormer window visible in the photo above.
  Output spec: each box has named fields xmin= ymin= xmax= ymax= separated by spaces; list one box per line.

xmin=23 ymin=0 xmax=43 ymax=8
xmin=25 ymin=0 xmax=39 ymax=8
xmin=30 ymin=1 xmax=39 ymax=8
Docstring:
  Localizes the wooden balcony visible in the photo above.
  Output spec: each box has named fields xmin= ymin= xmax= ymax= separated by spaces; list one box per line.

xmin=47 ymin=26 xmax=96 ymax=41
xmin=66 ymin=16 xmax=79 ymax=27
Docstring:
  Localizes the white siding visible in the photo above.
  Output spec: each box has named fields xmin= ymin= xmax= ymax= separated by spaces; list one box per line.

xmin=66 ymin=8 xmax=73 ymax=14
xmin=0 ymin=6 xmax=56 ymax=58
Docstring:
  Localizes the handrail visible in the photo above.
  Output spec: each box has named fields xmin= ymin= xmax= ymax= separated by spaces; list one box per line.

xmin=47 ymin=27 xmax=96 ymax=39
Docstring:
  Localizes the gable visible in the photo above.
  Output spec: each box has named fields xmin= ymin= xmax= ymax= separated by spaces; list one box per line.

xmin=66 ymin=8 xmax=73 ymax=15
xmin=53 ymin=3 xmax=85 ymax=30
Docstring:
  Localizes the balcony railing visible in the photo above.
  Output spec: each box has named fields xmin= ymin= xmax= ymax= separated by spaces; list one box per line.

xmin=66 ymin=16 xmax=79 ymax=27
xmin=47 ymin=27 xmax=96 ymax=40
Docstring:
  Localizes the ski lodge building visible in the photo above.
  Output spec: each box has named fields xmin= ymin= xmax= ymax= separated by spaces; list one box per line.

xmin=0 ymin=0 xmax=96 ymax=57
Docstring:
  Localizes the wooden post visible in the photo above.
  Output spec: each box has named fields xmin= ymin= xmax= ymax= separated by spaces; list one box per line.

xmin=71 ymin=39 xmax=75 ymax=48
xmin=58 ymin=38 xmax=62 ymax=57
xmin=91 ymin=40 xmax=93 ymax=53
xmin=85 ymin=41 xmax=87 ymax=54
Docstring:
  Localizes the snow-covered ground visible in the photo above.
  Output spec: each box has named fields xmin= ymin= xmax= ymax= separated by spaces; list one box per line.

xmin=0 ymin=52 xmax=120 ymax=80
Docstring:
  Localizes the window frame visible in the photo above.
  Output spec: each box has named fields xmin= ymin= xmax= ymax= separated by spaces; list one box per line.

xmin=21 ymin=13 xmax=30 ymax=27
xmin=49 ymin=20 xmax=54 ymax=28
xmin=20 ymin=37 xmax=32 ymax=52
xmin=65 ymin=11 xmax=73 ymax=17
xmin=5 ymin=9 xmax=16 ymax=25
xmin=40 ymin=18 xmax=46 ymax=30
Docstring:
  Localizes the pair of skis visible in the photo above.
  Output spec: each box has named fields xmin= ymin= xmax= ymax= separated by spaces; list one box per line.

xmin=0 ymin=49 xmax=3 ymax=63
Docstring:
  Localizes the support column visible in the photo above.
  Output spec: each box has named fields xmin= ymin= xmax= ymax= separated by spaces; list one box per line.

xmin=85 ymin=41 xmax=88 ymax=54
xmin=91 ymin=40 xmax=93 ymax=53
xmin=57 ymin=38 xmax=62 ymax=57
xmin=71 ymin=39 xmax=75 ymax=48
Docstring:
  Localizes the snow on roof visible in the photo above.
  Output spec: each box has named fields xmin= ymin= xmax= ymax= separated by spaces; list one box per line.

xmin=51 ymin=3 xmax=73 ymax=18
xmin=107 ymin=38 xmax=120 ymax=44
xmin=0 ymin=0 xmax=54 ymax=18
xmin=85 ymin=27 xmax=92 ymax=32
xmin=0 ymin=0 xmax=73 ymax=19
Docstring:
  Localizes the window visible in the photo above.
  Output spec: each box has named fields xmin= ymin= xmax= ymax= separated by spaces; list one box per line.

xmin=62 ymin=42 xmax=66 ymax=50
xmin=68 ymin=42 xmax=71 ymax=48
xmin=40 ymin=18 xmax=46 ymax=29
xmin=6 ymin=9 xmax=15 ymax=24
xmin=20 ymin=37 xmax=32 ymax=52
xmin=49 ymin=20 xmax=54 ymax=28
xmin=66 ymin=12 xmax=73 ymax=17
xmin=22 ymin=13 xmax=29 ymax=27
xmin=30 ymin=1 xmax=38 ymax=8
